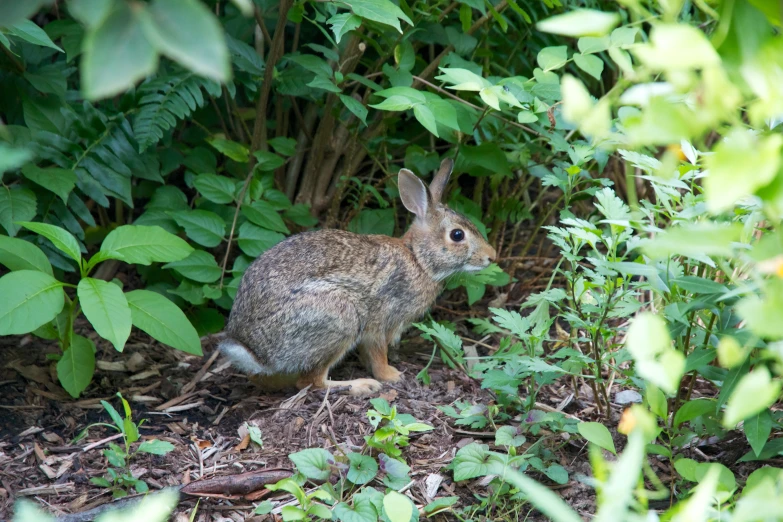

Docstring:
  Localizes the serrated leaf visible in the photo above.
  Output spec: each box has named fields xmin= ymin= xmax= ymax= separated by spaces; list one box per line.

xmin=0 ymin=270 xmax=65 ymax=335
xmin=327 ymin=13 xmax=362 ymax=43
xmin=78 ymin=277 xmax=132 ymax=352
xmin=0 ymin=187 xmax=37 ymax=237
xmin=237 ymin=222 xmax=285 ymax=257
xmin=339 ymin=94 xmax=368 ymax=125
xmin=125 ymin=289 xmax=202 ymax=355
xmin=193 ymin=173 xmax=236 ymax=204
xmin=241 ymin=201 xmax=289 ymax=234
xmin=21 ymin=165 xmax=77 ymax=204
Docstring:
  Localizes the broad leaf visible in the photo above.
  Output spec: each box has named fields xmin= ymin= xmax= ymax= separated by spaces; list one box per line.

xmin=141 ymin=0 xmax=230 ymax=82
xmin=125 ymin=290 xmax=203 ymax=355
xmin=81 ymin=1 xmax=158 ymax=100
xmin=78 ymin=278 xmax=132 ymax=352
xmin=138 ymin=439 xmax=175 ymax=455
xmin=57 ymin=334 xmax=95 ymax=398
xmin=8 ymin=19 xmax=64 ymax=51
xmin=207 ymin=138 xmax=249 ymax=162
xmin=328 ymin=13 xmax=362 ymax=43
xmin=237 ymin=222 xmax=285 ymax=257
xmin=194 ymin=173 xmax=236 ymax=204
xmin=673 ymin=398 xmax=716 ymax=428
xmin=241 ymin=201 xmax=290 ymax=234
xmin=347 ymin=453 xmax=378 ymax=485
xmin=170 ymin=210 xmax=226 ymax=247
xmin=163 ymin=250 xmax=222 ymax=283
xmin=0 ymin=187 xmax=37 ymax=236
xmin=0 ymin=270 xmax=65 ymax=335
xmin=744 ymin=410 xmax=772 ymax=457
xmin=536 ymin=9 xmax=620 ymax=37
xmin=19 ymin=221 xmax=81 ymax=264
xmin=577 ymin=422 xmax=616 ymax=454
xmin=537 ymin=46 xmax=568 ymax=71
xmin=383 ymin=491 xmax=413 ymax=522
xmin=100 ymin=225 xmax=194 ymax=265
xmin=344 ymin=0 xmax=413 ymax=33
xmin=289 ymin=448 xmax=333 ymax=481
xmin=339 ymin=94 xmax=368 ymax=125
xmin=723 ymin=368 xmax=782 ymax=427
xmin=21 ymin=165 xmax=77 ymax=204
xmin=0 ymin=235 xmax=53 ymax=275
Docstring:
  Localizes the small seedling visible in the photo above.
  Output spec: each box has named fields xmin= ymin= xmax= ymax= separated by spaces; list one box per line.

xmin=75 ymin=392 xmax=174 ymax=498
xmin=365 ymin=397 xmax=433 ymax=458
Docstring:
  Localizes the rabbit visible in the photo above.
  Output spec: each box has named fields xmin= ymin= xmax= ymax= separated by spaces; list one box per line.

xmin=218 ymin=158 xmax=497 ymax=396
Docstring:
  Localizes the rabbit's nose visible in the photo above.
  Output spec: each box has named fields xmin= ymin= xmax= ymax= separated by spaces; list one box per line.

xmin=485 ymin=247 xmax=497 ymax=264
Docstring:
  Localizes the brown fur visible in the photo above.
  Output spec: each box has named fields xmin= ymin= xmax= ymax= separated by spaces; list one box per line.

xmin=219 ymin=159 xmax=496 ymax=396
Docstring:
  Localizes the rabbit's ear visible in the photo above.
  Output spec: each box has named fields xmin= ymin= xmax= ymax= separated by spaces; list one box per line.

xmin=429 ymin=158 xmax=453 ymax=203
xmin=399 ymin=168 xmax=429 ymax=218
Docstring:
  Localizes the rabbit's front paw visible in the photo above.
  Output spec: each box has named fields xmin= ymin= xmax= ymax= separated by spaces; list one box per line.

xmin=374 ymin=365 xmax=402 ymax=383
xmin=348 ymin=378 xmax=383 ymax=396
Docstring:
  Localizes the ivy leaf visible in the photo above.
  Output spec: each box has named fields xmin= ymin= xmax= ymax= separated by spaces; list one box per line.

xmin=125 ymin=289 xmax=203 ymax=355
xmin=57 ymin=335 xmax=95 ymax=398
xmin=327 ymin=13 xmax=362 ymax=43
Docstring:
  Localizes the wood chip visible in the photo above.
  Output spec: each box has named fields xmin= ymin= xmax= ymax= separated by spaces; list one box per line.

xmin=129 ymin=369 xmax=161 ymax=381
xmin=42 ymin=431 xmax=64 ymax=444
xmin=126 ymin=352 xmax=146 ymax=373
xmin=18 ymin=426 xmax=44 ymax=438
xmin=34 ymin=442 xmax=46 ymax=462
xmin=96 ymin=360 xmax=127 ymax=372
xmin=17 ymin=482 xmax=74 ymax=496
xmin=39 ymin=463 xmax=57 ymax=479
xmin=425 ymin=473 xmax=444 ymax=500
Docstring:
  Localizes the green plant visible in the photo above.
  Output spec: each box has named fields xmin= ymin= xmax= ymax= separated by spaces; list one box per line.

xmin=0 ymin=223 xmax=202 ymax=397
xmin=75 ymin=393 xmax=175 ymax=498
xmin=365 ymin=397 xmax=433 ymax=459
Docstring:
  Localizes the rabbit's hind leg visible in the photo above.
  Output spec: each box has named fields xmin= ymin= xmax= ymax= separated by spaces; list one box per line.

xmin=358 ymin=340 xmax=402 ymax=382
xmin=296 ymin=364 xmax=383 ymax=396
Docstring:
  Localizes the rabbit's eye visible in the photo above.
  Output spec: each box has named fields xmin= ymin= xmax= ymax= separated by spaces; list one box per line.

xmin=450 ymin=229 xmax=465 ymax=242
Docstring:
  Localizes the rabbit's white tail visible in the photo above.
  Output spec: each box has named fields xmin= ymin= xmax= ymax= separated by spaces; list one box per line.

xmin=217 ymin=335 xmax=267 ymax=375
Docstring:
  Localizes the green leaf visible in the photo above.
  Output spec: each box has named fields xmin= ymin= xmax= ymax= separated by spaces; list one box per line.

xmin=163 ymin=250 xmax=222 ymax=283
xmin=100 ymin=225 xmax=194 ymax=265
xmin=578 ymin=36 xmax=610 ymax=54
xmin=207 ymin=138 xmax=249 ymax=163
xmin=453 ymin=443 xmax=492 ymax=481
xmin=370 ymin=95 xmax=414 ymax=111
xmin=333 ymin=499 xmax=377 ymax=522
xmin=253 ymin=150 xmax=286 ymax=172
xmin=18 ymin=221 xmax=81 ymax=264
xmin=194 ymin=173 xmax=236 ymax=204
xmin=0 ymin=235 xmax=53 ymax=275
xmin=20 ymin=166 xmax=77 ymax=204
xmin=141 ymin=0 xmax=230 ymax=82
xmin=269 ymin=137 xmax=297 ymax=157
xmin=138 ymin=439 xmax=175 ymax=455
xmin=423 ymin=497 xmax=458 ymax=516
xmin=536 ymin=9 xmax=620 ymax=37
xmin=170 ymin=210 xmax=226 ymax=247
xmin=81 ymin=1 xmax=158 ymax=100
xmin=435 ymin=67 xmax=490 ymax=91
xmin=237 ymin=222 xmax=286 ymax=257
xmin=347 ymin=453 xmax=378 ymax=485
xmin=281 ymin=506 xmax=306 ymax=521
xmin=307 ymin=504 xmax=333 ymax=519
xmin=633 ymin=23 xmax=720 ymax=72
xmin=242 ymin=201 xmax=290 ymax=234
xmin=339 ymin=94 xmax=368 ymax=125
xmin=290 ymin=448 xmax=332 ymax=481
xmin=348 ymin=209 xmax=394 ymax=236
xmin=383 ymin=491 xmax=413 ymax=522
xmin=744 ymin=410 xmax=772 ymax=457
xmin=57 ymin=335 xmax=95 ymax=398
xmin=78 ymin=278 xmax=131 ymax=352
xmin=641 ymin=223 xmax=743 ymax=260
xmin=413 ymin=104 xmax=438 ymax=137
xmin=344 ymin=0 xmax=413 ymax=33
xmin=8 ymin=19 xmax=63 ymax=51
xmin=703 ymin=129 xmax=782 ymax=213
xmin=495 ymin=426 xmax=525 ymax=447
xmin=673 ymin=398 xmax=716 ymax=428
xmin=625 ymin=312 xmax=684 ymax=395
xmin=723 ymin=368 xmax=782 ymax=427
xmin=327 ymin=13 xmax=362 ymax=43
xmin=671 ymin=276 xmax=728 ymax=295
xmin=254 ymin=500 xmax=274 ymax=515
xmin=577 ymin=422 xmax=616 ymax=455
xmin=0 ymin=270 xmax=65 ymax=335
xmin=0 ymin=187 xmax=37 ymax=237
xmin=537 ymin=46 xmax=568 ymax=71
xmin=0 ymin=1 xmax=53 ymax=27
xmin=0 ymin=143 xmax=33 ymax=175
xmin=125 ymin=289 xmax=203 ymax=355
xmin=574 ymin=53 xmax=604 ymax=80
